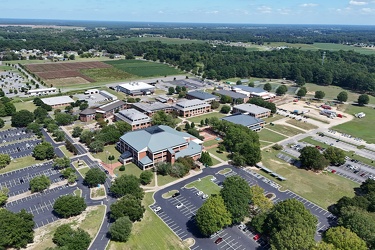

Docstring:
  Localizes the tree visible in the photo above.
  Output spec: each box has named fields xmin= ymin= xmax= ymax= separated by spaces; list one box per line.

xmin=271 ymin=226 xmax=316 ymax=250
xmin=359 ymin=179 xmax=375 ymax=195
xmin=110 ymin=174 xmax=144 ymax=199
xmin=251 ymin=212 xmax=268 ymax=234
xmin=0 ymin=187 xmax=9 ymax=206
xmin=89 ymin=140 xmax=105 ymax=153
xmin=296 ymin=88 xmax=306 ymax=97
xmin=55 ymin=112 xmax=75 ymax=125
xmin=11 ymin=110 xmax=34 ymax=127
xmin=0 ymin=153 xmax=11 ymax=169
xmin=53 ymin=224 xmax=91 ymax=250
xmin=337 ymin=91 xmax=348 ymax=103
xmin=110 ymin=194 xmax=145 ymax=222
xmin=61 ymin=167 xmax=75 ymax=179
xmin=220 ymin=175 xmax=252 ymax=224
xmin=175 ymin=85 xmax=181 ymax=93
xmin=72 ymin=126 xmax=83 ymax=138
xmin=220 ymin=105 xmax=231 ymax=114
xmin=0 ymin=118 xmax=4 ymax=128
xmin=275 ymin=85 xmax=288 ymax=95
xmin=323 ymin=226 xmax=367 ymax=250
xmin=211 ymin=100 xmax=220 ymax=109
xmin=200 ymin=119 xmax=204 ymax=126
xmin=191 ymin=121 xmax=195 ymax=129
xmin=168 ymin=87 xmax=175 ymax=95
xmin=323 ymin=147 xmax=346 ymax=166
xmin=27 ymin=122 xmax=42 ymax=137
xmin=170 ymin=162 xmax=190 ymax=178
xmin=52 ymin=129 xmax=65 ymax=142
xmin=358 ymin=94 xmax=370 ymax=106
xmin=69 ymin=54 xmax=75 ymax=60
xmin=115 ymin=121 xmax=132 ymax=134
xmin=140 ymin=170 xmax=153 ymax=185
xmin=79 ymin=102 xmax=89 ymax=111
xmin=32 ymin=141 xmax=55 ymax=160
xmin=236 ymin=80 xmax=242 ymax=85
xmin=53 ymin=195 xmax=86 ymax=218
xmin=151 ymin=110 xmax=177 ymax=128
xmin=248 ymin=82 xmax=255 ymax=87
xmin=29 ymin=175 xmax=50 ymax=193
xmin=53 ymin=157 xmax=70 ymax=169
xmin=33 ymin=107 xmax=48 ymax=120
xmin=263 ymin=83 xmax=272 ymax=91
xmin=184 ymin=122 xmax=190 ymax=130
xmin=65 ymin=139 xmax=78 ymax=155
xmin=84 ymin=168 xmax=106 ymax=187
xmin=109 ymin=216 xmax=133 ymax=242
xmin=315 ymin=90 xmax=326 ymax=99
xmin=156 ymin=162 xmax=172 ymax=176
xmin=249 ymin=185 xmax=273 ymax=214
xmin=299 ymin=146 xmax=329 ymax=171
xmin=0 ymin=209 xmax=34 ymax=249
xmin=199 ymin=151 xmax=213 ymax=166
xmin=196 ymin=194 xmax=232 ymax=236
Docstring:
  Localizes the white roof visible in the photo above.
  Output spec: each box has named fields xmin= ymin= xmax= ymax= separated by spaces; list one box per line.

xmin=27 ymin=87 xmax=56 ymax=93
xmin=117 ymin=82 xmax=155 ymax=91
xmin=234 ymin=104 xmax=271 ymax=115
xmin=41 ymin=96 xmax=74 ymax=106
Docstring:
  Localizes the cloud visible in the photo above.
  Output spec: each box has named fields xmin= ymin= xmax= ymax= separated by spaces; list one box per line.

xmin=349 ymin=0 xmax=368 ymax=5
xmin=205 ymin=10 xmax=219 ymax=14
xmin=300 ymin=3 xmax=318 ymax=7
xmin=278 ymin=8 xmax=291 ymax=15
xmin=257 ymin=6 xmax=272 ymax=14
xmin=361 ymin=7 xmax=375 ymax=13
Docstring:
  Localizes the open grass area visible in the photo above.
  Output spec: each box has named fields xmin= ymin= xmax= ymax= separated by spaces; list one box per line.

xmin=91 ymin=186 xmax=106 ymax=198
xmin=210 ymin=156 xmax=221 ymax=166
xmin=114 ymin=163 xmax=142 ymax=178
xmin=333 ymin=105 xmax=375 ymax=144
xmin=81 ymin=67 xmax=133 ymax=82
xmin=108 ymin=192 xmax=189 ymax=250
xmin=78 ymin=167 xmax=90 ymax=177
xmin=263 ymin=115 xmax=284 ymax=123
xmin=158 ymin=174 xmax=179 ymax=186
xmin=207 ymin=147 xmax=230 ymax=162
xmin=185 ymin=175 xmax=221 ymax=196
xmin=203 ymin=139 xmax=219 ymax=147
xmin=113 ymin=36 xmax=204 ymax=45
xmin=258 ymin=129 xmax=287 ymax=143
xmin=74 ymin=189 xmax=82 ymax=197
xmin=59 ymin=145 xmax=74 ymax=158
xmin=187 ymin=112 xmax=226 ymax=124
xmin=261 ymin=148 xmax=359 ymax=208
xmin=0 ymin=156 xmax=44 ymax=174
xmin=268 ymin=124 xmax=304 ymax=137
xmin=13 ymin=101 xmax=37 ymax=112
xmin=94 ymin=145 xmax=121 ymax=164
xmin=105 ymin=60 xmax=182 ymax=78
xmin=32 ymin=205 xmax=105 ymax=250
xmin=260 ymin=141 xmax=273 ymax=148
xmin=285 ymin=119 xmax=318 ymax=130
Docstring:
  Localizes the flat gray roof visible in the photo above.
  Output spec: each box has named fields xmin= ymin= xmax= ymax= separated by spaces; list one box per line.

xmin=186 ymin=90 xmax=217 ymax=101
xmin=221 ymin=114 xmax=264 ymax=127
xmin=233 ymin=85 xmax=265 ymax=93
xmin=41 ymin=96 xmax=74 ymax=106
xmin=233 ymin=104 xmax=271 ymax=115
xmin=175 ymin=99 xmax=210 ymax=111
xmin=116 ymin=108 xmax=151 ymax=125
xmin=132 ymin=102 xmax=171 ymax=113
xmin=98 ymin=100 xmax=125 ymax=112
xmin=213 ymin=90 xmax=247 ymax=99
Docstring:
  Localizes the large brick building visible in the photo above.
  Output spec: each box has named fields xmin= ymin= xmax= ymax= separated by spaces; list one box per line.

xmin=174 ymin=99 xmax=211 ymax=117
xmin=114 ymin=108 xmax=152 ymax=131
xmin=232 ymin=103 xmax=271 ymax=118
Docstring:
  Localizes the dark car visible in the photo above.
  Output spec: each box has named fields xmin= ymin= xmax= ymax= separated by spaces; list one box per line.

xmin=172 ymin=192 xmax=180 ymax=198
xmin=104 ymin=170 xmax=109 ymax=174
xmin=215 ymin=237 xmax=223 ymax=244
xmin=19 ymin=178 xmax=24 ymax=184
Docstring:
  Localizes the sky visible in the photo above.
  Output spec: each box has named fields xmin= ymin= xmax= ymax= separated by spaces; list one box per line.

xmin=1 ymin=0 xmax=375 ymax=25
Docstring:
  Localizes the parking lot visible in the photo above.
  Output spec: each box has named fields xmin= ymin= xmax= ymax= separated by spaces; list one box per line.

xmin=0 ymin=128 xmax=35 ymax=143
xmin=0 ymin=138 xmax=41 ymax=159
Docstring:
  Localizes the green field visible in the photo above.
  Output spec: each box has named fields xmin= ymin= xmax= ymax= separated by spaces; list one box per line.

xmin=203 ymin=139 xmax=219 ymax=147
xmin=108 ymin=192 xmax=189 ymax=250
xmin=94 ymin=145 xmax=121 ymax=164
xmin=114 ymin=163 xmax=142 ymax=178
xmin=207 ymin=147 xmax=230 ymax=162
xmin=158 ymin=174 xmax=179 ymax=186
xmin=113 ymin=36 xmax=204 ymax=45
xmin=261 ymin=149 xmax=359 ymax=208
xmin=105 ymin=59 xmax=182 ymax=78
xmin=185 ymin=175 xmax=221 ymax=196
xmin=333 ymin=105 xmax=375 ymax=144
xmin=13 ymin=101 xmax=37 ymax=112
xmin=59 ymin=145 xmax=74 ymax=158
xmin=260 ymin=141 xmax=272 ymax=148
xmin=78 ymin=167 xmax=90 ymax=177
xmin=258 ymin=129 xmax=287 ymax=143
xmin=268 ymin=124 xmax=304 ymax=137
xmin=187 ymin=112 xmax=226 ymax=124
xmin=80 ymin=67 xmax=133 ymax=82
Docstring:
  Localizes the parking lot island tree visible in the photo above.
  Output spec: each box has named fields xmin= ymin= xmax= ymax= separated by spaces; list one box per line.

xmin=84 ymin=168 xmax=107 ymax=187
xmin=0 ymin=187 xmax=9 ymax=206
xmin=110 ymin=194 xmax=145 ymax=222
xmin=263 ymin=83 xmax=272 ymax=91
xmin=275 ymin=85 xmax=288 ymax=95
xmin=53 ymin=156 xmax=71 ymax=170
xmin=29 ymin=175 xmax=51 ymax=193
xmin=11 ymin=110 xmax=34 ymax=127
xmin=195 ymin=194 xmax=232 ymax=237
xmin=220 ymin=175 xmax=252 ymax=224
xmin=249 ymin=185 xmax=273 ymax=214
xmin=52 ymin=224 xmax=91 ymax=250
xmin=0 ymin=153 xmax=11 ymax=169
xmin=299 ymin=146 xmax=329 ymax=171
xmin=32 ymin=141 xmax=55 ymax=160
xmin=110 ymin=174 xmax=144 ymax=200
xmin=109 ymin=216 xmax=133 ymax=242
xmin=323 ymin=226 xmax=367 ymax=250
xmin=323 ymin=147 xmax=346 ymax=166
xmin=53 ymin=195 xmax=87 ymax=218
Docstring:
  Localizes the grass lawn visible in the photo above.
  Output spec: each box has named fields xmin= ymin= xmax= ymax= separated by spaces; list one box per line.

xmin=185 ymin=175 xmax=221 ymax=196
xmin=32 ymin=205 xmax=106 ymax=250
xmin=59 ymin=145 xmax=74 ymax=158
xmin=211 ymin=157 xmax=221 ymax=166
xmin=74 ymin=189 xmax=82 ymax=197
xmin=13 ymin=101 xmax=37 ymax=112
xmin=261 ymin=149 xmax=359 ymax=208
xmin=105 ymin=59 xmax=182 ymax=78
xmin=333 ymin=105 xmax=375 ymax=144
xmin=78 ymin=167 xmax=90 ymax=177
xmin=258 ymin=129 xmax=287 ymax=143
xmin=260 ymin=141 xmax=272 ymax=148
xmin=218 ymin=168 xmax=232 ymax=175
xmin=91 ymin=186 xmax=106 ymax=198
xmin=203 ymin=139 xmax=219 ymax=147
xmin=187 ymin=112 xmax=226 ymax=124
xmin=94 ymin=145 xmax=121 ymax=164
xmin=158 ymin=174 xmax=179 ymax=186
xmin=108 ymin=192 xmax=189 ymax=250
xmin=263 ymin=115 xmax=284 ymax=123
xmin=114 ymin=163 xmax=142 ymax=178
xmin=207 ymin=147 xmax=230 ymax=162
xmin=268 ymin=124 xmax=304 ymax=137
xmin=0 ymin=156 xmax=44 ymax=174
xmin=285 ymin=119 xmax=318 ymax=130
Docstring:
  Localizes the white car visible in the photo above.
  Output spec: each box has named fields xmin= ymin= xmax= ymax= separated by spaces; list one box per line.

xmin=202 ymin=194 xmax=209 ymax=199
xmin=197 ymin=191 xmax=203 ymax=196
xmin=153 ymin=206 xmax=162 ymax=213
xmin=211 ymin=177 xmax=217 ymax=181
xmin=176 ymin=203 xmax=183 ymax=209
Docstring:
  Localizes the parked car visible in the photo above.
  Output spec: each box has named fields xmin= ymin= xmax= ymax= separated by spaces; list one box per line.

xmin=153 ymin=206 xmax=162 ymax=213
xmin=176 ymin=203 xmax=183 ymax=209
xmin=253 ymin=234 xmax=261 ymax=241
xmin=172 ymin=192 xmax=180 ymax=198
xmin=215 ymin=238 xmax=223 ymax=244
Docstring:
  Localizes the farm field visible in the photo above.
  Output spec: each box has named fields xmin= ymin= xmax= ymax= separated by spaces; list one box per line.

xmin=113 ymin=36 xmax=204 ymax=45
xmin=80 ymin=67 xmax=133 ymax=82
xmin=105 ymin=59 xmax=182 ymax=77
xmin=332 ymin=105 xmax=375 ymax=144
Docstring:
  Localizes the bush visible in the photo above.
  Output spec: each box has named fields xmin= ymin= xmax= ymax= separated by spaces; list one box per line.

xmin=272 ymin=144 xmax=283 ymax=150
xmin=220 ymin=105 xmax=231 ymax=114
xmin=119 ymin=165 xmax=125 ymax=171
xmin=140 ymin=171 xmax=153 ymax=185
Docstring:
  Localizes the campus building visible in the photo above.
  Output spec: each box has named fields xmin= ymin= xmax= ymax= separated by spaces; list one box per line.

xmin=155 ymin=95 xmax=176 ymax=104
xmin=79 ymin=108 xmax=96 ymax=122
xmin=27 ymin=87 xmax=57 ymax=96
xmin=232 ymin=103 xmax=271 ymax=118
xmin=213 ymin=89 xmax=249 ymax=103
xmin=132 ymin=102 xmax=175 ymax=116
xmin=174 ymin=99 xmax=211 ymax=117
xmin=232 ymin=85 xmax=276 ymax=100
xmin=114 ymin=108 xmax=152 ymax=131
xmin=221 ymin=114 xmax=265 ymax=131
xmin=96 ymin=100 xmax=126 ymax=118
xmin=41 ymin=96 xmax=74 ymax=108
xmin=186 ymin=90 xmax=218 ymax=103
xmin=118 ymin=125 xmax=202 ymax=170
xmin=99 ymin=90 xmax=118 ymax=101
xmin=116 ymin=82 xmax=155 ymax=96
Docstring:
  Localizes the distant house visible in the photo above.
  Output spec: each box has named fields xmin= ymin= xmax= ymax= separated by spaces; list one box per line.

xmin=132 ymin=102 xmax=175 ymax=116
xmin=174 ymin=99 xmax=211 ymax=117
xmin=232 ymin=104 xmax=271 ymax=118
xmin=186 ymin=90 xmax=218 ymax=103
xmin=213 ymin=89 xmax=249 ymax=103
xmin=115 ymin=108 xmax=152 ymax=131
xmin=117 ymin=82 xmax=155 ymax=96
xmin=79 ymin=108 xmax=96 ymax=122
xmin=117 ymin=125 xmax=202 ymax=170
xmin=96 ymin=100 xmax=126 ymax=119
xmin=155 ymin=95 xmax=176 ymax=104
xmin=232 ymin=85 xmax=275 ymax=100
xmin=27 ymin=87 xmax=57 ymax=96
xmin=221 ymin=114 xmax=265 ymax=131
xmin=41 ymin=96 xmax=74 ymax=108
